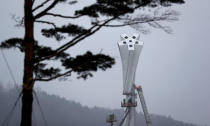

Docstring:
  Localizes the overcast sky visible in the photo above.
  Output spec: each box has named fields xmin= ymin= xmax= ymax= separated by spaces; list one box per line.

xmin=0 ymin=0 xmax=210 ymax=126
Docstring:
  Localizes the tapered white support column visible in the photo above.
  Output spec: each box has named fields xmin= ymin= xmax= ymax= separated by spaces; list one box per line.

xmin=118 ymin=33 xmax=143 ymax=126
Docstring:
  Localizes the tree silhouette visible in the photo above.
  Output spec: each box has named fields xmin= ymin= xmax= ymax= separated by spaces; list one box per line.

xmin=0 ymin=0 xmax=184 ymax=126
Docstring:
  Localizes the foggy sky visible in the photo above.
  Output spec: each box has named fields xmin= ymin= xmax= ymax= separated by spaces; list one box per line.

xmin=0 ymin=0 xmax=210 ymax=126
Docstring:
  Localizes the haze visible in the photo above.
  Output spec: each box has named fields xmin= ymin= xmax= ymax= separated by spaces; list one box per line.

xmin=0 ymin=0 xmax=209 ymax=126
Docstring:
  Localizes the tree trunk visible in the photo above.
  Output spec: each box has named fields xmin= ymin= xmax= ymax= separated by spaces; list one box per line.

xmin=20 ymin=0 xmax=35 ymax=126
xmin=21 ymin=89 xmax=33 ymax=126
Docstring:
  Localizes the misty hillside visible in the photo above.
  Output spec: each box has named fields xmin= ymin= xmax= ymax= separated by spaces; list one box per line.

xmin=0 ymin=85 xmax=197 ymax=126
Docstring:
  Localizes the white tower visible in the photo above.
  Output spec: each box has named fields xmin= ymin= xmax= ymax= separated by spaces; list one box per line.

xmin=118 ymin=33 xmax=144 ymax=126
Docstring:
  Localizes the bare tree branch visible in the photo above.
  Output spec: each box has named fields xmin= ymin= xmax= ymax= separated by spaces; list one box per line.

xmin=148 ymin=22 xmax=172 ymax=33
xmin=103 ymin=17 xmax=168 ymax=27
xmin=32 ymin=0 xmax=36 ymax=6
xmin=34 ymin=0 xmax=59 ymax=19
xmin=35 ymin=17 xmax=116 ymax=63
xmin=35 ymin=70 xmax=72 ymax=81
xmin=34 ymin=25 xmax=98 ymax=63
xmin=45 ymin=12 xmax=83 ymax=19
xmin=34 ymin=8 xmax=179 ymax=63
xmin=35 ymin=20 xmax=56 ymax=28
xmin=56 ymin=17 xmax=116 ymax=53
xmin=32 ymin=0 xmax=50 ymax=12
xmin=34 ymin=9 xmax=178 ymax=63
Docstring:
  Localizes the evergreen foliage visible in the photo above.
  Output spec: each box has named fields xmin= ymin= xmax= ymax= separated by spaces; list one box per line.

xmin=0 ymin=0 xmax=185 ymax=81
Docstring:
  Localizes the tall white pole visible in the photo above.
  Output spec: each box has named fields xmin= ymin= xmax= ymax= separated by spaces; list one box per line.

xmin=118 ymin=33 xmax=144 ymax=126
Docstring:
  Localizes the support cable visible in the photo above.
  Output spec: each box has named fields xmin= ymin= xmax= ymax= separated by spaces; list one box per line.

xmin=0 ymin=50 xmax=20 ymax=93
xmin=32 ymin=105 xmax=38 ymax=126
xmin=1 ymin=92 xmax=22 ymax=126
xmin=33 ymin=91 xmax=49 ymax=126
xmin=119 ymin=108 xmax=130 ymax=126
xmin=0 ymin=50 xmax=42 ymax=126
xmin=0 ymin=49 xmax=38 ymax=126
xmin=0 ymin=49 xmax=23 ymax=126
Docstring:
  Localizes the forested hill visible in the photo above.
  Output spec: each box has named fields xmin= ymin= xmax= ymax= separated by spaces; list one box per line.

xmin=0 ymin=85 xmax=197 ymax=126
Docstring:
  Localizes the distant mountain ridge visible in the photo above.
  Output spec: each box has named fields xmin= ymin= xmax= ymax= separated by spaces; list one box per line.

xmin=0 ymin=85 xmax=198 ymax=126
